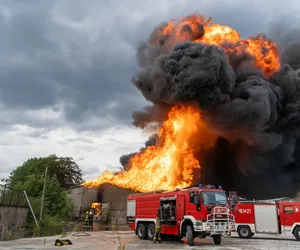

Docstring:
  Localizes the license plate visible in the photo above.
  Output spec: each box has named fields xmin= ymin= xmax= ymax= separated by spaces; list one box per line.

xmin=216 ymin=225 xmax=225 ymax=230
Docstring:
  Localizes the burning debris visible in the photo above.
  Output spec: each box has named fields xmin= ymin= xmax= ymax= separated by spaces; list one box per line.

xmin=85 ymin=13 xmax=300 ymax=198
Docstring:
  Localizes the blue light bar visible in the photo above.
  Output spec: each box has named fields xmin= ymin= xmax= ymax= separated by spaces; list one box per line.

xmin=199 ymin=184 xmax=203 ymax=188
xmin=218 ymin=185 xmax=222 ymax=189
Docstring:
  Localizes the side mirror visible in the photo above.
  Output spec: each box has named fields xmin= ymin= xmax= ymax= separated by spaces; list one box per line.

xmin=193 ymin=194 xmax=200 ymax=211
xmin=228 ymin=191 xmax=238 ymax=208
xmin=194 ymin=194 xmax=200 ymax=205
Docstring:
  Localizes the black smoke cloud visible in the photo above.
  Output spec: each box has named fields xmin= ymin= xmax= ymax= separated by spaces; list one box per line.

xmin=122 ymin=15 xmax=300 ymax=199
xmin=132 ymin=105 xmax=170 ymax=129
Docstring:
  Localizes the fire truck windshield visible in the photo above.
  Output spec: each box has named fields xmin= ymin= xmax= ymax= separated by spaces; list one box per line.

xmin=201 ymin=191 xmax=228 ymax=205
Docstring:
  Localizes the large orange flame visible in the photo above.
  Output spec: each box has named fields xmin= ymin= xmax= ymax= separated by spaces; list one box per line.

xmin=84 ymin=106 xmax=217 ymax=192
xmin=84 ymin=14 xmax=281 ymax=192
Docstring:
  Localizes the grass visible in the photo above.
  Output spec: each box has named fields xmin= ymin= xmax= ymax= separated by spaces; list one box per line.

xmin=111 ymin=220 xmax=126 ymax=250
xmin=60 ymin=223 xmax=81 ymax=238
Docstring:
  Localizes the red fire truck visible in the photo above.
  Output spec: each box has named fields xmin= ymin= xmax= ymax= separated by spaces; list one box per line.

xmin=228 ymin=192 xmax=300 ymax=241
xmin=126 ymin=184 xmax=235 ymax=246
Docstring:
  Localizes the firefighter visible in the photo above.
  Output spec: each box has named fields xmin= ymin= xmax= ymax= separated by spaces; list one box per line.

xmin=84 ymin=211 xmax=90 ymax=231
xmin=88 ymin=211 xmax=94 ymax=231
xmin=153 ymin=209 xmax=162 ymax=243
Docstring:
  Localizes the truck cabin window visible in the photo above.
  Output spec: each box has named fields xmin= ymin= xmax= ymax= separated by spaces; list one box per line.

xmin=189 ymin=191 xmax=200 ymax=205
xmin=201 ymin=191 xmax=228 ymax=206
xmin=284 ymin=207 xmax=294 ymax=214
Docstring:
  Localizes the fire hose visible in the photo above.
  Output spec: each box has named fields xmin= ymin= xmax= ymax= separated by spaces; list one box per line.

xmin=71 ymin=232 xmax=91 ymax=236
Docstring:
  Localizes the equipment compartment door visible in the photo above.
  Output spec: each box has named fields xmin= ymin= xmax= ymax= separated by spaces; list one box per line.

xmin=254 ymin=204 xmax=278 ymax=234
xmin=127 ymin=200 xmax=136 ymax=217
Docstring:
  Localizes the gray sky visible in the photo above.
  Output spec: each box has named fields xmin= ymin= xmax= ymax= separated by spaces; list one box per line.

xmin=0 ymin=0 xmax=299 ymax=181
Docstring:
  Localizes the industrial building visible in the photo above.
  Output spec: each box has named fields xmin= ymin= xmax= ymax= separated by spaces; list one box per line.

xmin=67 ymin=184 xmax=136 ymax=228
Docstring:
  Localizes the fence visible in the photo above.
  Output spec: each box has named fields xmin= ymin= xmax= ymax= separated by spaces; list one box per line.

xmin=0 ymin=185 xmax=86 ymax=241
xmin=0 ymin=223 xmax=77 ymax=241
xmin=0 ymin=184 xmax=27 ymax=208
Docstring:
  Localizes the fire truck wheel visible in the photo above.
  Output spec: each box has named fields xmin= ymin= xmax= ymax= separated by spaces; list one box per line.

xmin=186 ymin=225 xmax=194 ymax=246
xmin=213 ymin=234 xmax=222 ymax=245
xmin=137 ymin=223 xmax=147 ymax=240
xmin=147 ymin=223 xmax=155 ymax=240
xmin=237 ymin=225 xmax=252 ymax=239
xmin=293 ymin=226 xmax=300 ymax=241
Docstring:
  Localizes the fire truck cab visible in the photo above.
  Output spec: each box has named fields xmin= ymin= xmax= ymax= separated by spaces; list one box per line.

xmin=229 ymin=192 xmax=300 ymax=241
xmin=126 ymin=184 xmax=235 ymax=246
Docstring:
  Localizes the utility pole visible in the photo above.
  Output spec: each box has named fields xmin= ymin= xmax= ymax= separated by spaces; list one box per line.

xmin=40 ymin=165 xmax=48 ymax=222
xmin=24 ymin=191 xmax=39 ymax=226
xmin=39 ymin=158 xmax=59 ymax=222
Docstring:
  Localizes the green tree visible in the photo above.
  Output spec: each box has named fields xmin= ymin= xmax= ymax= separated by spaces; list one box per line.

xmin=9 ymin=154 xmax=83 ymax=189
xmin=8 ymin=155 xmax=83 ymax=226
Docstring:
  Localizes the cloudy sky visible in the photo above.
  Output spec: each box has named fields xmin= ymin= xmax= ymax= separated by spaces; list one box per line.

xmin=0 ymin=0 xmax=299 ymax=181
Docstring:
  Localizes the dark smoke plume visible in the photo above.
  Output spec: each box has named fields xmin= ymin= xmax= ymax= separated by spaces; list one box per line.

xmin=124 ymin=15 xmax=300 ymax=199
xmin=132 ymin=105 xmax=169 ymax=129
xmin=268 ymin=16 xmax=300 ymax=70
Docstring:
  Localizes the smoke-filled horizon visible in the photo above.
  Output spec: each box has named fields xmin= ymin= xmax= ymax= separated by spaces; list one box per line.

xmin=120 ymin=14 xmax=300 ymax=199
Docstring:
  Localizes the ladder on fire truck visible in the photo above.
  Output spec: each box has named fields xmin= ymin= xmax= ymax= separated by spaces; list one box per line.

xmin=228 ymin=191 xmax=294 ymax=206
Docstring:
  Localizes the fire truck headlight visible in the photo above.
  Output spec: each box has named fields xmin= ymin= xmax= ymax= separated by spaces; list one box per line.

xmin=195 ymin=221 xmax=202 ymax=226
xmin=228 ymin=223 xmax=234 ymax=230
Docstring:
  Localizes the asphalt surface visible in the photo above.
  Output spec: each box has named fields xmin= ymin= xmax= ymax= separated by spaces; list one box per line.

xmin=0 ymin=231 xmax=299 ymax=250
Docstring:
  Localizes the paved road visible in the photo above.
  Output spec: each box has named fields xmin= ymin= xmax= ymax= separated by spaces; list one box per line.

xmin=127 ymin=235 xmax=300 ymax=250
xmin=0 ymin=231 xmax=299 ymax=249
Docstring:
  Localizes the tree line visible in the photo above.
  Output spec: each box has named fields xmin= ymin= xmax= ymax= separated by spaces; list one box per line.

xmin=4 ymin=154 xmax=84 ymax=227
